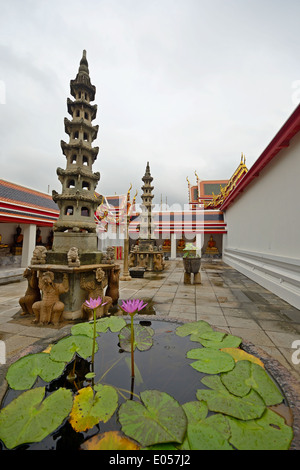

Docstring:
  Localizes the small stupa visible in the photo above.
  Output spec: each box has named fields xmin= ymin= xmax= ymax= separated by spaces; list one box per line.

xmin=21 ymin=51 xmax=120 ymax=323
xmin=129 ymin=163 xmax=165 ymax=272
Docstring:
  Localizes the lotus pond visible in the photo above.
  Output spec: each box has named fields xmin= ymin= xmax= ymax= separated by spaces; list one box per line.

xmin=0 ymin=315 xmax=294 ymax=450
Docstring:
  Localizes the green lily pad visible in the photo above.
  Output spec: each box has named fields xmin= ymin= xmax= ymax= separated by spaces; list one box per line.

xmin=176 ymin=320 xmax=213 ymax=339
xmin=221 ymin=360 xmax=283 ymax=406
xmin=69 ymin=384 xmax=118 ymax=432
xmin=194 ymin=332 xmax=242 ymax=349
xmin=119 ymin=390 xmax=187 ymax=447
xmin=96 ymin=316 xmax=127 ymax=333
xmin=71 ymin=322 xmax=97 ymax=338
xmin=228 ymin=409 xmax=293 ymax=450
xmin=0 ymin=387 xmax=73 ymax=449
xmin=50 ymin=334 xmax=97 ymax=362
xmin=187 ymin=348 xmax=235 ymax=374
xmin=71 ymin=317 xmax=126 ymax=338
xmin=119 ymin=324 xmax=154 ymax=352
xmin=181 ymin=401 xmax=233 ymax=450
xmin=5 ymin=353 xmax=66 ymax=390
xmin=196 ymin=375 xmax=266 ymax=420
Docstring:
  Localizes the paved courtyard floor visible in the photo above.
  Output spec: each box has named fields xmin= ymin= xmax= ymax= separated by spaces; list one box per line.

xmin=0 ymin=259 xmax=299 ymax=392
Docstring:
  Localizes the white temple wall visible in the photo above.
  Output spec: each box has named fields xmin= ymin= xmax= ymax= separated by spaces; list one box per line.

xmin=223 ymin=132 xmax=300 ymax=310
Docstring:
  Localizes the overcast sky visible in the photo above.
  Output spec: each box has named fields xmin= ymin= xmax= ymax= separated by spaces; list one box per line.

xmin=1 ymin=0 xmax=300 ymax=207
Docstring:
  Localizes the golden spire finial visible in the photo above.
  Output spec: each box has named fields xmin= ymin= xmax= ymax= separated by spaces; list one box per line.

xmin=127 ymin=183 xmax=132 ymax=202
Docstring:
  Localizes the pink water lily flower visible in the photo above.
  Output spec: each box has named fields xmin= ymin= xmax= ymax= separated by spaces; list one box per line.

xmin=121 ymin=299 xmax=148 ymax=314
xmin=84 ymin=297 xmax=107 ymax=309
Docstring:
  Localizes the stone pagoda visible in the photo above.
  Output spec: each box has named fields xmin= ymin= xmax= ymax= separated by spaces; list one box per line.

xmin=51 ymin=49 xmax=102 ymax=261
xmin=22 ymin=51 xmax=120 ymax=323
xmin=139 ymin=162 xmax=155 ymax=243
xmin=129 ymin=163 xmax=165 ymax=272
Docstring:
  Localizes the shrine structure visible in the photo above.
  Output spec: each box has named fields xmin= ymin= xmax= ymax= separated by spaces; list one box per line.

xmin=129 ymin=163 xmax=165 ymax=272
xmin=184 ymin=154 xmax=248 ymax=256
xmin=19 ymin=50 xmax=120 ymax=323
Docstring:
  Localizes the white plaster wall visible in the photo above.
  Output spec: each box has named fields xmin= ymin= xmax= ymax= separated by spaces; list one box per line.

xmin=223 ymin=132 xmax=300 ymax=310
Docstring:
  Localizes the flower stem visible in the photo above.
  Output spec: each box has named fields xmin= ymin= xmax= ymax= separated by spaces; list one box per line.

xmin=130 ymin=313 xmax=135 ymax=377
xmin=92 ymin=307 xmax=97 ymax=364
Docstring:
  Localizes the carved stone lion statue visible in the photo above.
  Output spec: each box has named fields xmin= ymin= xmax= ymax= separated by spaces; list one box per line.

xmin=31 ymin=246 xmax=47 ymax=265
xmin=67 ymin=246 xmax=80 ymax=267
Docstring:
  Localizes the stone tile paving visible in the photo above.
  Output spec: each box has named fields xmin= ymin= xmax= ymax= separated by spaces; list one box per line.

xmin=0 ymin=259 xmax=299 ymax=385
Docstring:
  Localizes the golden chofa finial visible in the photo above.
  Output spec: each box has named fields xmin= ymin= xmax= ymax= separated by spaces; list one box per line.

xmin=186 ymin=176 xmax=190 ymax=185
xmin=194 ymin=170 xmax=199 ymax=182
xmin=127 ymin=183 xmax=132 ymax=194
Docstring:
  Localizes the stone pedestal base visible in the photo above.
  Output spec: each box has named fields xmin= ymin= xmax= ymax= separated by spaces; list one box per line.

xmin=28 ymin=263 xmax=119 ymax=322
xmin=184 ymin=271 xmax=201 ymax=285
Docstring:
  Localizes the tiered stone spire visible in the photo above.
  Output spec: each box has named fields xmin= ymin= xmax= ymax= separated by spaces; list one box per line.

xmin=139 ymin=162 xmax=155 ymax=240
xmin=52 ymin=50 xmax=102 ymax=236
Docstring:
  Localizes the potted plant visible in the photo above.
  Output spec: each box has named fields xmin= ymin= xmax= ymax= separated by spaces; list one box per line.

xmin=183 ymin=243 xmax=201 ymax=284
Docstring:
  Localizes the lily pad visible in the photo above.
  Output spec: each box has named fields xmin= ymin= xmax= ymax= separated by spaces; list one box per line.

xmin=175 ymin=320 xmax=213 ymax=339
xmin=0 ymin=387 xmax=73 ymax=449
xmin=71 ymin=322 xmax=96 ymax=338
xmin=96 ymin=316 xmax=127 ymax=333
xmin=80 ymin=431 xmax=140 ymax=450
xmin=69 ymin=384 xmax=118 ymax=432
xmin=181 ymin=401 xmax=233 ymax=450
xmin=195 ymin=333 xmax=242 ymax=349
xmin=187 ymin=348 xmax=235 ymax=374
xmin=50 ymin=334 xmax=97 ymax=362
xmin=71 ymin=317 xmax=126 ymax=338
xmin=228 ymin=409 xmax=293 ymax=450
xmin=196 ymin=375 xmax=266 ymax=420
xmin=119 ymin=324 xmax=154 ymax=352
xmin=5 ymin=353 xmax=66 ymax=390
xmin=221 ymin=360 xmax=283 ymax=406
xmin=220 ymin=347 xmax=265 ymax=368
xmin=119 ymin=390 xmax=187 ymax=447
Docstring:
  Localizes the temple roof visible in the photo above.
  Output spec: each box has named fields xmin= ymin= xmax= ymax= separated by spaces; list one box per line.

xmin=0 ymin=179 xmax=59 ymax=226
xmin=204 ymin=154 xmax=248 ymax=209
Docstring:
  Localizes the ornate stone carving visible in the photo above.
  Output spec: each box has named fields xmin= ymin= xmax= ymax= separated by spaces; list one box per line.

xmin=153 ymin=253 xmax=165 ymax=271
xmin=129 ymin=253 xmax=136 ymax=268
xmin=67 ymin=246 xmax=80 ymax=267
xmin=101 ymin=246 xmax=115 ymax=264
xmin=31 ymin=246 xmax=47 ymax=265
xmin=19 ymin=268 xmax=41 ymax=315
xmin=80 ymin=268 xmax=112 ymax=320
xmin=106 ymin=265 xmax=120 ymax=306
xmin=32 ymin=271 xmax=69 ymax=325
